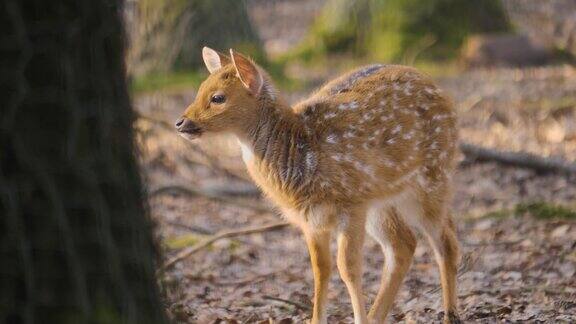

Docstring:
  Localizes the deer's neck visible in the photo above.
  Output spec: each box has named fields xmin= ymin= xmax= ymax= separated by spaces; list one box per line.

xmin=236 ymin=102 xmax=317 ymax=194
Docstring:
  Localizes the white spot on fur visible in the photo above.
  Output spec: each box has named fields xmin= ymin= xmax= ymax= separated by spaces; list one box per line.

xmin=433 ymin=114 xmax=449 ymax=121
xmin=305 ymin=151 xmax=317 ymax=171
xmin=324 ymin=112 xmax=338 ymax=119
xmin=424 ymin=87 xmax=440 ymax=95
xmin=380 ymin=157 xmax=395 ymax=167
xmin=326 ymin=133 xmax=338 ymax=144
xmin=403 ymin=82 xmax=413 ymax=95
xmin=338 ymin=101 xmax=359 ymax=110
xmin=403 ymin=130 xmax=415 ymax=140
xmin=361 ymin=112 xmax=374 ymax=122
xmin=381 ymin=115 xmax=392 ymax=122
xmin=391 ymin=125 xmax=402 ymax=134
xmin=353 ymin=161 xmax=375 ymax=176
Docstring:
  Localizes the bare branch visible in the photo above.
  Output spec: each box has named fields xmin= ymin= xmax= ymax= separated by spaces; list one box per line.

xmin=161 ymin=221 xmax=290 ymax=271
xmin=459 ymin=142 xmax=576 ymax=174
xmin=262 ymin=295 xmax=312 ymax=311
xmin=164 ymin=220 xmax=214 ymax=235
xmin=214 ymin=268 xmax=289 ymax=286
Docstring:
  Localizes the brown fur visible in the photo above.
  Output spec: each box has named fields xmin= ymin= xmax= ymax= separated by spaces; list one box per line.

xmin=178 ymin=48 xmax=461 ymax=324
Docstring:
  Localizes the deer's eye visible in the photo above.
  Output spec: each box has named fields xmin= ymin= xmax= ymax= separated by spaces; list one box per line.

xmin=210 ymin=94 xmax=226 ymax=104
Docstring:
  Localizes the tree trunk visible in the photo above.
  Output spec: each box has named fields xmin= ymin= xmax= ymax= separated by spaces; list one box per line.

xmin=503 ymin=0 xmax=576 ymax=57
xmin=0 ymin=1 xmax=167 ymax=323
xmin=127 ymin=0 xmax=261 ymax=77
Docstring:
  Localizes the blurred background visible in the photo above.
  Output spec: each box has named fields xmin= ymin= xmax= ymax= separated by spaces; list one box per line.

xmin=2 ymin=0 xmax=575 ymax=323
xmin=129 ymin=1 xmax=576 ymax=322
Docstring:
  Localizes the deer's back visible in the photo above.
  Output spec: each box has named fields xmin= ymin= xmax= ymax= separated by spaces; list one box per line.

xmin=294 ymin=64 xmax=457 ymax=201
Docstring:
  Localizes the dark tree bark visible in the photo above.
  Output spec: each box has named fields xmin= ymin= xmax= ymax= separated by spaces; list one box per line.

xmin=0 ymin=1 xmax=167 ymax=323
xmin=504 ymin=0 xmax=576 ymax=57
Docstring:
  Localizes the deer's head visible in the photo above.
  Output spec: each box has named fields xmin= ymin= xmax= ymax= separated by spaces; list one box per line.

xmin=175 ymin=47 xmax=274 ymax=140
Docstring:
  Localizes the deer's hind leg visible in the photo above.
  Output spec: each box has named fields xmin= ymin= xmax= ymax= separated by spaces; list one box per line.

xmin=417 ymin=185 xmax=461 ymax=324
xmin=366 ymin=206 xmax=416 ymax=323
xmin=423 ymin=212 xmax=460 ymax=324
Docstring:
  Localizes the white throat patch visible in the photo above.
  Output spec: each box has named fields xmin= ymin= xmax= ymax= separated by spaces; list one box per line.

xmin=236 ymin=138 xmax=254 ymax=163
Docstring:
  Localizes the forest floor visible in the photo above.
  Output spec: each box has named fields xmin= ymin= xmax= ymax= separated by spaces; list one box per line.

xmin=135 ymin=64 xmax=576 ymax=323
xmin=133 ymin=1 xmax=576 ymax=322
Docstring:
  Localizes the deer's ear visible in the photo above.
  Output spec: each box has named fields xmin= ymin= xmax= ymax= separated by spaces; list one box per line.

xmin=230 ymin=49 xmax=263 ymax=96
xmin=202 ymin=47 xmax=230 ymax=74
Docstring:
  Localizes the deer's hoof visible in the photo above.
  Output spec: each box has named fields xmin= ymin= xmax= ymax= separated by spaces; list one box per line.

xmin=443 ymin=311 xmax=462 ymax=324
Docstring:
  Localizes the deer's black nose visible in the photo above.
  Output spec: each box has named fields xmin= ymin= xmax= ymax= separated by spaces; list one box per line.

xmin=175 ymin=117 xmax=202 ymax=135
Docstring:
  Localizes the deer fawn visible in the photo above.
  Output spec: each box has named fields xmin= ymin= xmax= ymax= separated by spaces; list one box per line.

xmin=176 ymin=47 xmax=460 ymax=324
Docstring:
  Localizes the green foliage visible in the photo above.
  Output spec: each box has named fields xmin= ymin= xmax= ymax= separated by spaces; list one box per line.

xmin=477 ymin=202 xmax=576 ymax=221
xmin=310 ymin=0 xmax=371 ymax=55
xmin=515 ymin=202 xmax=576 ymax=220
xmin=165 ymin=234 xmax=204 ymax=249
xmin=131 ymin=70 xmax=205 ymax=94
xmin=480 ymin=209 xmax=513 ymax=220
xmin=295 ymin=0 xmax=511 ymax=63
xmin=92 ymin=298 xmax=124 ymax=324
xmin=131 ymin=59 xmax=301 ymax=95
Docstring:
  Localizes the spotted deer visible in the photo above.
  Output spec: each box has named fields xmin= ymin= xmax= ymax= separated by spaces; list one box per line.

xmin=176 ymin=47 xmax=460 ymax=324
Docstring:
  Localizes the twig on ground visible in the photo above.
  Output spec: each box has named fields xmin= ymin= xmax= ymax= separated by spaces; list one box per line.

xmin=242 ymin=313 xmax=258 ymax=323
xmin=459 ymin=142 xmax=576 ymax=174
xmin=262 ymin=295 xmax=312 ymax=311
xmin=150 ymin=184 xmax=271 ymax=213
xmin=459 ymin=285 xmax=571 ymax=298
xmin=214 ymin=268 xmax=289 ymax=286
xmin=463 ymin=238 xmax=524 ymax=247
xmin=161 ymin=221 xmax=290 ymax=271
xmin=164 ymin=220 xmax=214 ymax=235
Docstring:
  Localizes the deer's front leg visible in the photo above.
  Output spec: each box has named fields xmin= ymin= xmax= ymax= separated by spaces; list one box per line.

xmin=336 ymin=208 xmax=369 ymax=324
xmin=303 ymin=229 xmax=332 ymax=324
